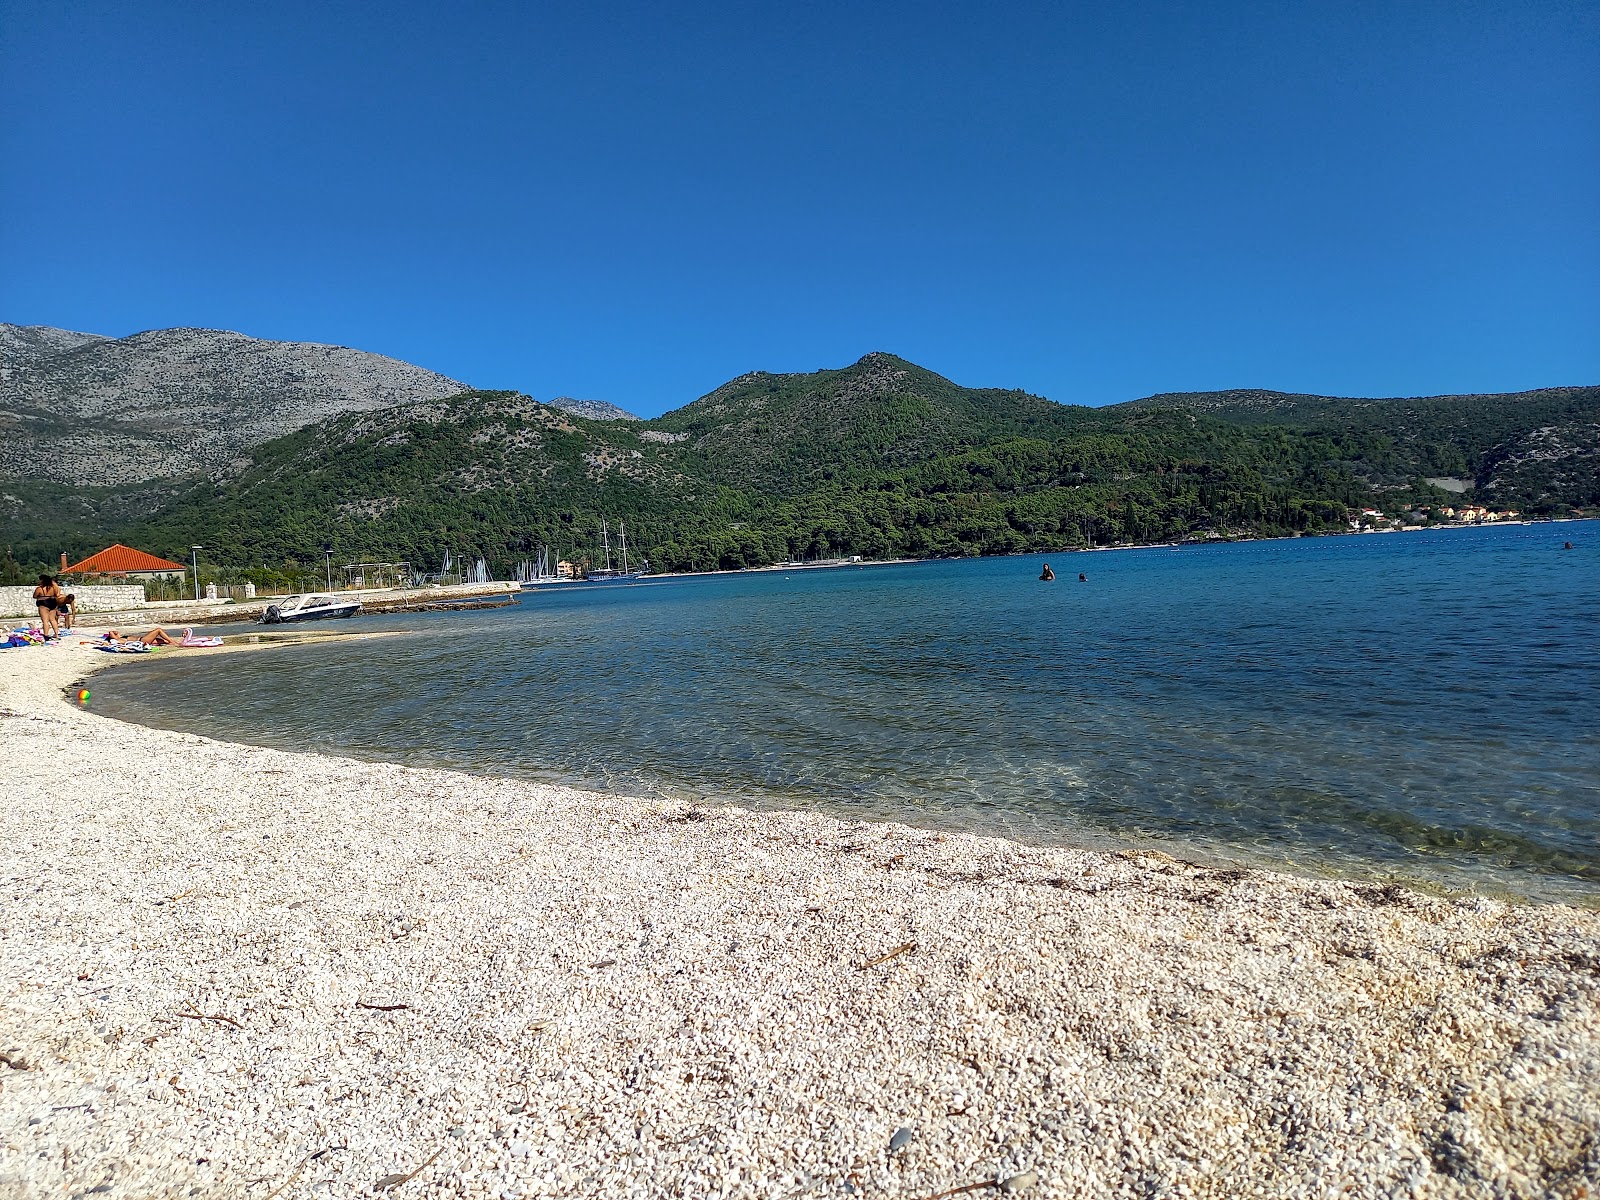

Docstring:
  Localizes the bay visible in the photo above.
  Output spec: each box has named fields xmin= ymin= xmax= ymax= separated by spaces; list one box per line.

xmin=91 ymin=522 xmax=1600 ymax=902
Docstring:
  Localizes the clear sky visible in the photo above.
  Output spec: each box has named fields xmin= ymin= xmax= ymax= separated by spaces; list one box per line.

xmin=3 ymin=0 xmax=1596 ymax=417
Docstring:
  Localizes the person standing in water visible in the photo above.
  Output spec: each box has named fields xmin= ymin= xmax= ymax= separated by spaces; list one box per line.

xmin=1039 ymin=563 xmax=1056 ymax=581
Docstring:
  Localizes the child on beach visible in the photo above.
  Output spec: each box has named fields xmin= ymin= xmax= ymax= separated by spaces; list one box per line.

xmin=57 ymin=593 xmax=76 ymax=631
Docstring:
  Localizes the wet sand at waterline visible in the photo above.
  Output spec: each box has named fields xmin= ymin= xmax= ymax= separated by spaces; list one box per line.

xmin=1 ymin=641 xmax=1597 ymax=1198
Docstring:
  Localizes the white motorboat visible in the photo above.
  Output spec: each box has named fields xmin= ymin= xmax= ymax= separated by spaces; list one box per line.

xmin=259 ymin=593 xmax=362 ymax=624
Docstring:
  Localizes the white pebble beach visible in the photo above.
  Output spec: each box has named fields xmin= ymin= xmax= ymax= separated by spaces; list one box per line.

xmin=1 ymin=635 xmax=1597 ymax=1199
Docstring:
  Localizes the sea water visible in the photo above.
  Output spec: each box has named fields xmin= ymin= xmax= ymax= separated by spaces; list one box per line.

xmin=92 ymin=523 xmax=1600 ymax=903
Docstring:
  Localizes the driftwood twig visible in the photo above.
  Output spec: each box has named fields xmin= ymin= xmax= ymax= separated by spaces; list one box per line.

xmin=858 ymin=941 xmax=917 ymax=970
xmin=373 ymin=1146 xmax=443 ymax=1191
xmin=663 ymin=1123 xmax=715 ymax=1147
xmin=356 ymin=1002 xmax=411 ymax=1012
xmin=264 ymin=1144 xmax=346 ymax=1200
xmin=178 ymin=1008 xmax=242 ymax=1029
xmin=917 ymin=1182 xmax=996 ymax=1200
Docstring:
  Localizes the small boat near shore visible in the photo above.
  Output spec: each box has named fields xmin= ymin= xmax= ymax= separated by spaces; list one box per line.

xmin=259 ymin=593 xmax=363 ymax=624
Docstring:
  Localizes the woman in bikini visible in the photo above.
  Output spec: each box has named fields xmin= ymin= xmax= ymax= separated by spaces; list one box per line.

xmin=102 ymin=627 xmax=178 ymax=648
xmin=32 ymin=576 xmax=62 ymax=638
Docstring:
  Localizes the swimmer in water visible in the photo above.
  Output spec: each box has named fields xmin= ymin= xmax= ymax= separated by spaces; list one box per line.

xmin=1039 ymin=564 xmax=1056 ymax=581
xmin=1078 ymin=573 xmax=1087 ymax=582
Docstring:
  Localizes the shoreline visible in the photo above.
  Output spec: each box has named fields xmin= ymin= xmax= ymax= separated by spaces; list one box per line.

xmin=2 ymin=643 xmax=1598 ymax=1197
xmin=75 ymin=623 xmax=1596 ymax=910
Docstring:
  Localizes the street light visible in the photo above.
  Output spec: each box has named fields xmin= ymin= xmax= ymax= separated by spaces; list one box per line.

xmin=191 ymin=545 xmax=201 ymax=603
xmin=323 ymin=544 xmax=333 ymax=592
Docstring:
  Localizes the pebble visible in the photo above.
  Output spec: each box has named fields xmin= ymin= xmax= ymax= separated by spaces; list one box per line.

xmin=0 ymin=640 xmax=1597 ymax=1200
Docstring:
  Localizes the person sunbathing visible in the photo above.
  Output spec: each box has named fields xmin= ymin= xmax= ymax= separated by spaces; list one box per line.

xmin=103 ymin=627 xmax=177 ymax=647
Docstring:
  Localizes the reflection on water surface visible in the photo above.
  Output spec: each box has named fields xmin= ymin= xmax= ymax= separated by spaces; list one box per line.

xmin=93 ymin=525 xmax=1600 ymax=903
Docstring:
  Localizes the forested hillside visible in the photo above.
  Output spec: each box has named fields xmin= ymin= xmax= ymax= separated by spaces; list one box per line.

xmin=649 ymin=352 xmax=1088 ymax=494
xmin=6 ymin=354 xmax=1594 ymax=580
xmin=1117 ymin=385 xmax=1600 ymax=496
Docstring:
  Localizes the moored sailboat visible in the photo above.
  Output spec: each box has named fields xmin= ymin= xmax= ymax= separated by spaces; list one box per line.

xmin=585 ymin=519 xmax=648 ymax=583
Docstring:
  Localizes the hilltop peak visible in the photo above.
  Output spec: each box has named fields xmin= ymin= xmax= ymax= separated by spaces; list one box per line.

xmin=853 ymin=350 xmax=920 ymax=368
xmin=644 ymin=352 xmax=1072 ymax=492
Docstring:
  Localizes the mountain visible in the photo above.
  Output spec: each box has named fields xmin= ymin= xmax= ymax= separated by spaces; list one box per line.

xmin=1115 ymin=385 xmax=1600 ymax=498
xmin=0 ymin=324 xmax=110 ymax=370
xmin=546 ymin=397 xmax=640 ymax=422
xmin=6 ymin=347 xmax=1594 ymax=579
xmin=646 ymin=351 xmax=1088 ymax=493
xmin=1112 ymin=384 xmax=1599 ymax=425
xmin=110 ymin=391 xmax=698 ymax=572
xmin=0 ymin=324 xmax=468 ymax=486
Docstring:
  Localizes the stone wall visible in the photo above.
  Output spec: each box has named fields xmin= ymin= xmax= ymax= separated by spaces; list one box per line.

xmin=0 ymin=585 xmax=146 ymax=618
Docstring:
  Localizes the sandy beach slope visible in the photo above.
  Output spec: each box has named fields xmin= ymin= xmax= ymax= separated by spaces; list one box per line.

xmin=1 ymin=638 xmax=1596 ymax=1199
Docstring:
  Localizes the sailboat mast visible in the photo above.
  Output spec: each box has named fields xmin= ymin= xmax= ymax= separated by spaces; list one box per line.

xmin=601 ymin=519 xmax=613 ymax=572
xmin=619 ymin=521 xmax=629 ymax=573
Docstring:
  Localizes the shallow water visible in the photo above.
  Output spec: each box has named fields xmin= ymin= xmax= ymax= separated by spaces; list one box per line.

xmin=93 ymin=524 xmax=1600 ymax=902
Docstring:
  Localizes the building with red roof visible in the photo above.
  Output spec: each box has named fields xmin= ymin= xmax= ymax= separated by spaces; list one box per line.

xmin=62 ymin=544 xmax=189 ymax=580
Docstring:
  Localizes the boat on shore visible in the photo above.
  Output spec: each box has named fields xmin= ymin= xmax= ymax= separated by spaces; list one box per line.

xmin=259 ymin=593 xmax=363 ymax=624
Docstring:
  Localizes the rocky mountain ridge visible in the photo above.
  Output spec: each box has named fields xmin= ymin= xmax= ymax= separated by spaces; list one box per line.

xmin=0 ymin=324 xmax=110 ymax=372
xmin=546 ymin=397 xmax=640 ymax=422
xmin=0 ymin=324 xmax=468 ymax=485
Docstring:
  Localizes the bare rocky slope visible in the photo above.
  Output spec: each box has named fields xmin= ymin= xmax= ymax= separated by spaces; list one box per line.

xmin=0 ymin=324 xmax=469 ymax=485
xmin=546 ymin=396 xmax=639 ymax=421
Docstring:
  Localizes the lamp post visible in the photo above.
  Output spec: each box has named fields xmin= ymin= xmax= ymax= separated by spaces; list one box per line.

xmin=191 ymin=545 xmax=201 ymax=603
xmin=323 ymin=544 xmax=333 ymax=591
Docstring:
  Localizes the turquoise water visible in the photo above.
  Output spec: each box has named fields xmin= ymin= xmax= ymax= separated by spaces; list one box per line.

xmin=93 ymin=524 xmax=1600 ymax=902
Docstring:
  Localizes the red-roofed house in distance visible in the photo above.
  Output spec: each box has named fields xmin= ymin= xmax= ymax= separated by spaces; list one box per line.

xmin=62 ymin=544 xmax=189 ymax=581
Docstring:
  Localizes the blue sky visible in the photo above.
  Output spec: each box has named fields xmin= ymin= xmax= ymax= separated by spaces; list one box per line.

xmin=3 ymin=0 xmax=1596 ymax=416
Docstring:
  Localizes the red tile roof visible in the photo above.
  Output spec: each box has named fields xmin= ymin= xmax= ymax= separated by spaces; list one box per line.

xmin=63 ymin=544 xmax=189 ymax=575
